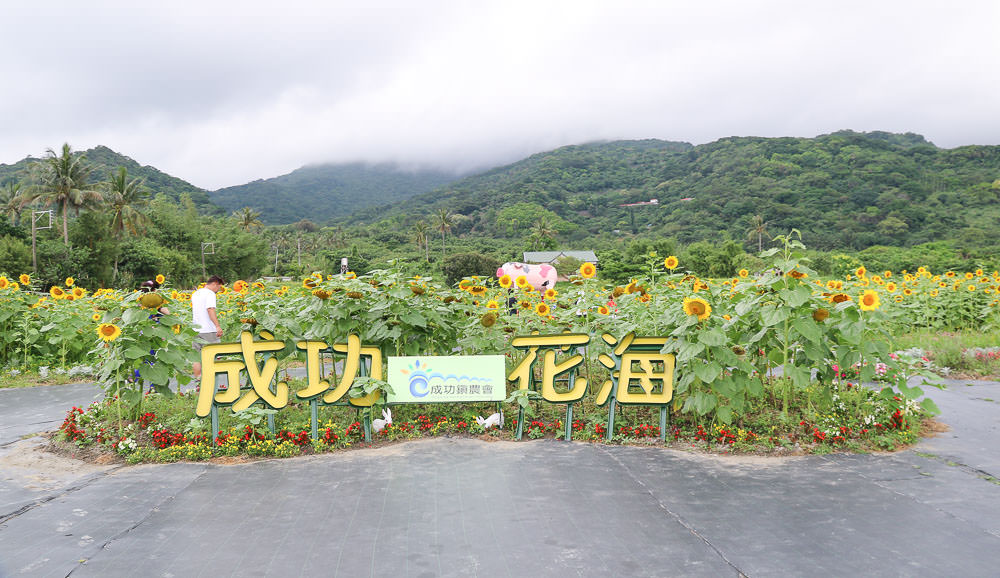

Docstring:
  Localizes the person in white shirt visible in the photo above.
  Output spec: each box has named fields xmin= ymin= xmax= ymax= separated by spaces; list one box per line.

xmin=191 ymin=275 xmax=225 ymax=379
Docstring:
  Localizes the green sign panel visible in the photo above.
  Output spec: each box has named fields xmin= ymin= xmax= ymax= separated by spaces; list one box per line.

xmin=387 ymin=355 xmax=506 ymax=403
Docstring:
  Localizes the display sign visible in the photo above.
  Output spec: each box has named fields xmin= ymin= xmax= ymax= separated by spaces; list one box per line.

xmin=387 ymin=355 xmax=506 ymax=403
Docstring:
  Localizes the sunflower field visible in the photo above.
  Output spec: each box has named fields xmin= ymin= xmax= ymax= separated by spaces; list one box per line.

xmin=3 ymin=234 xmax=999 ymax=435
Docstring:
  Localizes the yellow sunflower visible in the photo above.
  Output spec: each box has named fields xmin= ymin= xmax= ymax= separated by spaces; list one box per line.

xmin=682 ymin=297 xmax=711 ymax=321
xmin=597 ymin=305 xmax=609 ymax=315
xmin=302 ymin=277 xmax=317 ymax=289
xmin=884 ymin=270 xmax=892 ymax=278
xmin=470 ymin=285 xmax=487 ymax=297
xmin=498 ymin=274 xmax=512 ymax=289
xmin=49 ymin=286 xmax=65 ymax=298
xmin=579 ymin=262 xmax=596 ymax=278
xmin=515 ymin=275 xmax=529 ymax=289
xmin=19 ymin=274 xmax=30 ymax=285
xmin=0 ymin=277 xmax=7 ymax=290
xmin=859 ymin=290 xmax=880 ymax=311
xmin=312 ymin=289 xmax=331 ymax=300
xmin=155 ymin=274 xmax=166 ymax=284
xmin=535 ymin=302 xmax=551 ymax=317
xmin=459 ymin=279 xmax=472 ymax=291
xmin=96 ymin=323 xmax=122 ymax=342
xmin=886 ymin=282 xmax=897 ymax=293
xmin=663 ymin=255 xmax=679 ymax=270
xmin=92 ymin=312 xmax=102 ymax=322
xmin=65 ymin=277 xmax=75 ymax=287
xmin=738 ymin=269 xmax=749 ymax=278
xmin=544 ymin=288 xmax=557 ymax=300
xmin=72 ymin=287 xmax=86 ymax=298
xmin=486 ymin=300 xmax=499 ymax=309
xmin=344 ymin=271 xmax=357 ymax=279
xmin=855 ymin=266 xmax=866 ymax=278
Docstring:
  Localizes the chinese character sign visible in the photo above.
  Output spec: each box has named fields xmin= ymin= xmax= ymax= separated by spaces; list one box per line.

xmin=595 ymin=332 xmax=675 ymax=406
xmin=507 ymin=333 xmax=590 ymax=403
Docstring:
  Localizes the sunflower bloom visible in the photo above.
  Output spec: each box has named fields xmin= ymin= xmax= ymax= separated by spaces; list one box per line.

xmin=682 ymin=297 xmax=711 ymax=321
xmin=544 ymin=288 xmax=557 ymax=300
xmin=0 ymin=277 xmax=7 ymax=290
xmin=49 ymin=286 xmax=65 ymax=298
xmin=855 ymin=266 xmax=866 ymax=278
xmin=312 ymin=289 xmax=331 ymax=300
xmin=597 ymin=306 xmax=609 ymax=315
xmin=302 ymin=277 xmax=317 ymax=289
xmin=480 ymin=312 xmax=497 ymax=327
xmin=535 ymin=302 xmax=551 ymax=317
xmin=65 ymin=277 xmax=75 ymax=287
xmin=96 ymin=323 xmax=122 ymax=342
xmin=579 ymin=262 xmax=596 ymax=278
xmin=155 ymin=274 xmax=166 ymax=284
xmin=486 ymin=300 xmax=499 ymax=310
xmin=813 ymin=308 xmax=830 ymax=322
xmin=886 ymin=282 xmax=897 ymax=293
xmin=515 ymin=275 xmax=529 ymax=289
xmin=664 ymin=256 xmax=679 ymax=270
xmin=738 ymin=269 xmax=749 ymax=278
xmin=498 ymin=274 xmax=512 ymax=288
xmin=91 ymin=313 xmax=101 ymax=322
xmin=19 ymin=274 xmax=30 ymax=285
xmin=859 ymin=290 xmax=880 ymax=311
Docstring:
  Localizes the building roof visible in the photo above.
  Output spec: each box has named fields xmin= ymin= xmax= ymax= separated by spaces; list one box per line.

xmin=523 ymin=251 xmax=598 ymax=263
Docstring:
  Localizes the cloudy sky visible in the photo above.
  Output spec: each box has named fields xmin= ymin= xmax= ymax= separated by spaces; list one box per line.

xmin=2 ymin=1 xmax=997 ymax=189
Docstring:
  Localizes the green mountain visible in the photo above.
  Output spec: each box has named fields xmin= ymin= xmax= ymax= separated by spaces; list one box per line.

xmin=0 ymin=145 xmax=216 ymax=212
xmin=354 ymin=133 xmax=1000 ymax=252
xmin=209 ymin=163 xmax=462 ymax=225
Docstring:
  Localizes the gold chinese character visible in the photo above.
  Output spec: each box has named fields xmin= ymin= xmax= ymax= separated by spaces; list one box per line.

xmin=195 ymin=330 xmax=289 ymax=416
xmin=596 ymin=333 xmax=674 ymax=405
xmin=296 ymin=334 xmax=381 ymax=407
xmin=507 ymin=333 xmax=590 ymax=403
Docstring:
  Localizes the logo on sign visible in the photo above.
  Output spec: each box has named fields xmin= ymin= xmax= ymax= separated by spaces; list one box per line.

xmin=398 ymin=359 xmax=491 ymax=398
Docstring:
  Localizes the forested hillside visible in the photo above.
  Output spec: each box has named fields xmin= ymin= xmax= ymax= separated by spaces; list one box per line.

xmin=355 ymin=132 xmax=1000 ymax=252
xmin=0 ymin=146 xmax=216 ymax=212
xmin=210 ymin=163 xmax=461 ymax=224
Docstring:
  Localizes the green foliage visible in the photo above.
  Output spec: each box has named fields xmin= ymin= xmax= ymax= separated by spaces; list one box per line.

xmin=210 ymin=163 xmax=458 ymax=225
xmin=441 ymin=252 xmax=501 ymax=285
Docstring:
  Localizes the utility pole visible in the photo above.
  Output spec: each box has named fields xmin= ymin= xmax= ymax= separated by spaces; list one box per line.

xmin=201 ymin=242 xmax=215 ymax=279
xmin=31 ymin=210 xmax=54 ymax=273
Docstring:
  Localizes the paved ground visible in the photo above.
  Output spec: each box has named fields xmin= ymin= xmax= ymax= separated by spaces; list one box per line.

xmin=0 ymin=376 xmax=998 ymax=577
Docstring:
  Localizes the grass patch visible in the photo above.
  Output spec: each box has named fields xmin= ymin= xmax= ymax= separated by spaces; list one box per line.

xmin=894 ymin=329 xmax=1000 ymax=380
xmin=0 ymin=370 xmax=95 ymax=389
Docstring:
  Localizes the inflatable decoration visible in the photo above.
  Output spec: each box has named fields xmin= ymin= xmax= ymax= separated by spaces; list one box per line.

xmin=497 ymin=262 xmax=557 ymax=292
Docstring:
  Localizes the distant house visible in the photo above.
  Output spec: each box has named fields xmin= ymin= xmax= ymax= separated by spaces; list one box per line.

xmin=523 ymin=251 xmax=598 ymax=265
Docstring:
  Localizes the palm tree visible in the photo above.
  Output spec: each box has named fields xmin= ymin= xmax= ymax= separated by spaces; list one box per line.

xmin=105 ymin=167 xmax=149 ymax=238
xmin=529 ymin=217 xmax=556 ymax=250
xmin=233 ymin=207 xmax=263 ymax=232
xmin=746 ymin=214 xmax=769 ymax=253
xmin=413 ymin=221 xmax=430 ymax=262
xmin=0 ymin=181 xmax=24 ymax=226
xmin=30 ymin=143 xmax=102 ymax=245
xmin=433 ymin=209 xmax=455 ymax=261
xmin=104 ymin=167 xmax=150 ymax=281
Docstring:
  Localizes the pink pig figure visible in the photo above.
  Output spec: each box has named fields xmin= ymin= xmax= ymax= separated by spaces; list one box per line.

xmin=497 ymin=262 xmax=558 ymax=292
